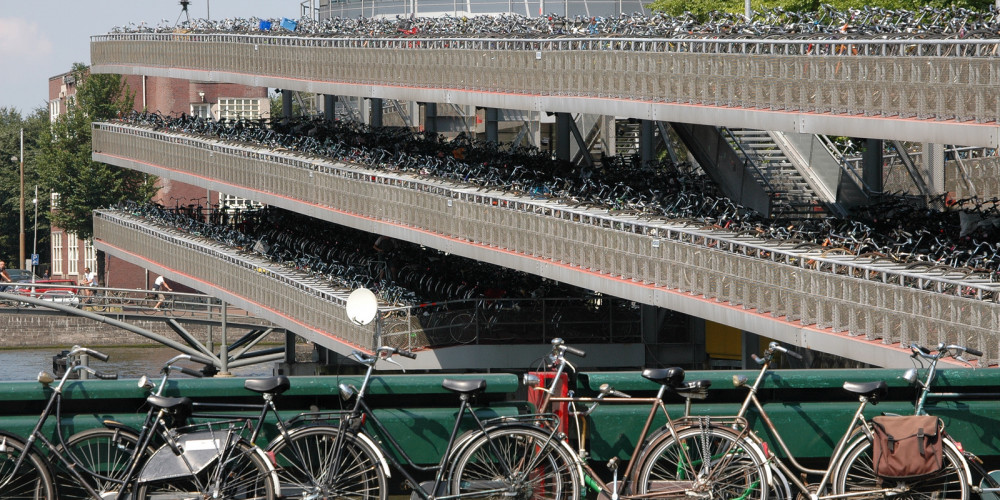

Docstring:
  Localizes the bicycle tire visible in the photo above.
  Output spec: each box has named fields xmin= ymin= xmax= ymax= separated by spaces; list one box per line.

xmin=266 ymin=425 xmax=387 ymax=500
xmin=449 ymin=312 xmax=477 ymax=344
xmin=0 ymin=432 xmax=57 ymax=500
xmin=135 ymin=440 xmax=276 ymax=500
xmin=449 ymin=425 xmax=581 ymax=500
xmin=634 ymin=425 xmax=768 ymax=500
xmin=54 ymin=427 xmax=156 ymax=500
xmin=834 ymin=434 xmax=970 ymax=500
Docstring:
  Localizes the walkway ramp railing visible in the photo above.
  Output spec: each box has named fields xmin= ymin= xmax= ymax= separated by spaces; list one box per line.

xmin=93 ymin=123 xmax=1000 ymax=366
xmin=91 ymin=33 xmax=1000 ymax=146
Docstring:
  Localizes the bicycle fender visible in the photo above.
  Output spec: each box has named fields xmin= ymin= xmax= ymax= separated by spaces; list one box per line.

xmin=944 ymin=437 xmax=973 ymax=486
xmin=252 ymin=441 xmax=282 ymax=498
xmin=354 ymin=431 xmax=393 ymax=479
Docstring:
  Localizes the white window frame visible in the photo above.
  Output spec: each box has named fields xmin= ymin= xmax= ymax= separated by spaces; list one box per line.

xmin=51 ymin=192 xmax=61 ymax=210
xmin=84 ymin=240 xmax=96 ymax=274
xmin=67 ymin=232 xmax=79 ymax=276
xmin=51 ymin=232 xmax=63 ymax=275
xmin=217 ymin=98 xmax=261 ymax=121
xmin=191 ymin=103 xmax=212 ymax=119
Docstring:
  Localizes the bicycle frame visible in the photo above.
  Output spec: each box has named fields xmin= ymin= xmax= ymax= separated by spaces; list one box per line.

xmin=730 ymin=342 xmax=904 ymax=500
xmin=528 ymin=338 xmax=764 ymax=500
xmin=326 ymin=347 xmax=564 ymax=500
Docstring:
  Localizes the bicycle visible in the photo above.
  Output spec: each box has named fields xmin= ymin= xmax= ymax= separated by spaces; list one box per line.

xmin=474 ymin=338 xmax=770 ymax=500
xmin=729 ymin=341 xmax=972 ymax=500
xmin=7 ymin=346 xmax=278 ymax=500
xmin=275 ymin=345 xmax=580 ymax=500
xmin=53 ymin=352 xmax=207 ymax=499
xmin=834 ymin=343 xmax=1000 ymax=499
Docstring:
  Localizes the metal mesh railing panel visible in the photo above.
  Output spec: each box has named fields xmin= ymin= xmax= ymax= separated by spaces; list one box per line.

xmin=93 ymin=124 xmax=1000 ymax=364
xmin=91 ymin=35 xmax=1000 ymax=124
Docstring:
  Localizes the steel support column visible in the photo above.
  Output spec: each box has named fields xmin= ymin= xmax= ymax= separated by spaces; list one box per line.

xmin=862 ymin=138 xmax=883 ymax=195
xmin=423 ymin=102 xmax=438 ymax=134
xmin=641 ymin=119 xmax=655 ymax=168
xmin=282 ymin=90 xmax=293 ymax=118
xmin=555 ymin=112 xmax=572 ymax=162
xmin=923 ymin=143 xmax=946 ymax=195
xmin=323 ymin=94 xmax=337 ymax=122
xmin=484 ymin=107 xmax=499 ymax=144
xmin=369 ymin=98 xmax=383 ymax=128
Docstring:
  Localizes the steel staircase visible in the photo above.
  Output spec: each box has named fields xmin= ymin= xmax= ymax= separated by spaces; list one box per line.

xmin=724 ymin=128 xmax=827 ymax=218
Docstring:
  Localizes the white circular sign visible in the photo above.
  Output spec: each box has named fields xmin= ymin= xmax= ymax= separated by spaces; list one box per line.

xmin=346 ymin=288 xmax=378 ymax=326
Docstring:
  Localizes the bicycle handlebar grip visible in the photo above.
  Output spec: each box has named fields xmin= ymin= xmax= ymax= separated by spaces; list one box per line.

xmin=563 ymin=345 xmax=586 ymax=358
xmin=783 ymin=349 xmax=803 ymax=360
xmin=396 ymin=349 xmax=417 ymax=359
xmin=86 ymin=349 xmax=111 ymax=363
xmin=751 ymin=354 xmax=765 ymax=365
xmin=93 ymin=370 xmax=118 ymax=380
xmin=179 ymin=366 xmax=205 ymax=378
xmin=966 ymin=347 xmax=984 ymax=357
xmin=913 ymin=344 xmax=931 ymax=355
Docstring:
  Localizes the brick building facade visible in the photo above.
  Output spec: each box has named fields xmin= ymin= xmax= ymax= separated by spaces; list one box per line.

xmin=47 ymin=71 xmax=269 ymax=290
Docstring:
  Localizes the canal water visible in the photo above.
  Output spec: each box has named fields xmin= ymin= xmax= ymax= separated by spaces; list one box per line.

xmin=0 ymin=346 xmax=274 ymax=381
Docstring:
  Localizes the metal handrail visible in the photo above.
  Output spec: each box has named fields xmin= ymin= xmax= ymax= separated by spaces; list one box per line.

xmin=90 ymin=32 xmax=1000 ymax=58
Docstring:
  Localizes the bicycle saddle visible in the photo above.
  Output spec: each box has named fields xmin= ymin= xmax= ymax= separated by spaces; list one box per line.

xmin=842 ymin=380 xmax=888 ymax=404
xmin=641 ymin=367 xmax=685 ymax=388
xmin=147 ymin=394 xmax=193 ymax=413
xmin=442 ymin=378 xmax=487 ymax=394
xmin=244 ymin=376 xmax=291 ymax=395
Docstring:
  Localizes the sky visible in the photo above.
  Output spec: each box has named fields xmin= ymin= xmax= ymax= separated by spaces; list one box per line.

xmin=0 ymin=0 xmax=304 ymax=115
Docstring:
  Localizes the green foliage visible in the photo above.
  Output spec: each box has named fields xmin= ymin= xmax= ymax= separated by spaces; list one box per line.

xmin=0 ymin=107 xmax=49 ymax=267
xmin=34 ymin=63 xmax=158 ymax=241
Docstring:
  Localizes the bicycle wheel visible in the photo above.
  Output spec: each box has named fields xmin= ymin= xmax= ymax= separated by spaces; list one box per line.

xmin=267 ymin=425 xmax=387 ymax=500
xmin=0 ymin=432 xmax=56 ymax=500
xmin=449 ymin=312 xmax=477 ymax=344
xmin=834 ymin=434 xmax=969 ymax=500
xmin=135 ymin=440 xmax=276 ymax=500
xmin=449 ymin=425 xmax=581 ymax=500
xmin=54 ymin=427 xmax=155 ymax=500
xmin=634 ymin=425 xmax=768 ymax=500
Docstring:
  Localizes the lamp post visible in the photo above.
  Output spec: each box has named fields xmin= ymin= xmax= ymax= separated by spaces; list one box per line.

xmin=16 ymin=128 xmax=25 ymax=270
xmin=32 ymin=185 xmax=38 ymax=279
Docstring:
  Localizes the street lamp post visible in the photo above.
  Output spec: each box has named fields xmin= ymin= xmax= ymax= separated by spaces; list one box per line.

xmin=17 ymin=128 xmax=25 ymax=270
xmin=32 ymin=185 xmax=38 ymax=279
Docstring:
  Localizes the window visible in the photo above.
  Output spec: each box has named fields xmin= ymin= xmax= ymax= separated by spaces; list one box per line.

xmin=51 ymin=192 xmax=60 ymax=210
xmin=84 ymin=240 xmax=96 ymax=273
xmin=49 ymin=100 xmax=61 ymax=122
xmin=51 ymin=232 xmax=63 ymax=275
xmin=191 ymin=103 xmax=212 ymax=119
xmin=67 ymin=232 xmax=79 ymax=275
xmin=219 ymin=194 xmax=262 ymax=210
xmin=217 ymin=98 xmax=261 ymax=121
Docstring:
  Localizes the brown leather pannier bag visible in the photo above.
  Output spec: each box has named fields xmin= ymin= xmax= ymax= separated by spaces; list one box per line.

xmin=871 ymin=415 xmax=944 ymax=478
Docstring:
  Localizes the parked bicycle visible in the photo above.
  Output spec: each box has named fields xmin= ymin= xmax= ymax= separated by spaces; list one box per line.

xmin=0 ymin=346 xmax=277 ymax=500
xmin=729 ymin=341 xmax=971 ymax=500
xmin=276 ymin=345 xmax=580 ymax=499
xmin=493 ymin=338 xmax=770 ymax=500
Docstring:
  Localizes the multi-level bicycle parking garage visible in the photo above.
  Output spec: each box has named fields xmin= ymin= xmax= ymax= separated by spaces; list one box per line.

xmin=86 ymin=18 xmax=1000 ymax=370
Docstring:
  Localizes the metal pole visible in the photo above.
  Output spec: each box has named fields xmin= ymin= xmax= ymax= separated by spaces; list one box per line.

xmin=19 ymin=128 xmax=25 ymax=270
xmin=32 ymin=185 xmax=37 ymax=277
xmin=219 ymin=300 xmax=230 ymax=375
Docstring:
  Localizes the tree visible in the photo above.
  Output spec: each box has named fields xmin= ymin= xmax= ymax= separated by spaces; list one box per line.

xmin=35 ymin=63 xmax=158 ymax=241
xmin=0 ymin=107 xmax=49 ymax=268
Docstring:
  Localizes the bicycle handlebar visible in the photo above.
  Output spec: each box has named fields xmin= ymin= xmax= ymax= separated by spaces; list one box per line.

xmin=70 ymin=345 xmax=110 ymax=363
xmin=177 ymin=366 xmax=205 ymax=378
xmin=550 ymin=338 xmax=586 ymax=358
xmin=909 ymin=343 xmax=981 ymax=361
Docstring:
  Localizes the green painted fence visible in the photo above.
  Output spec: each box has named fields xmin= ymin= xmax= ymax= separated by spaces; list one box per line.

xmin=1 ymin=368 xmax=997 ymax=466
